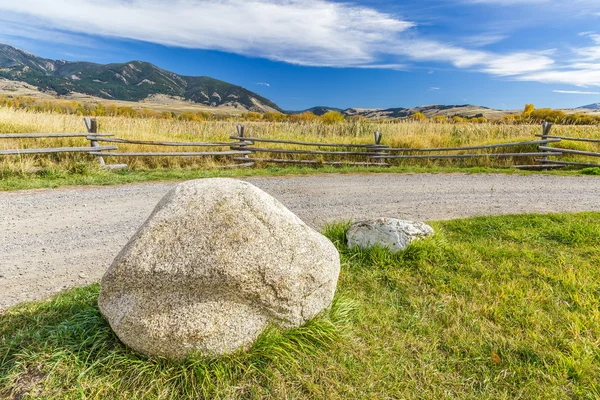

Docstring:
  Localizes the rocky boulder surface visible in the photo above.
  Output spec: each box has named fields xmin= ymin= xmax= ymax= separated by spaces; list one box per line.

xmin=346 ymin=218 xmax=434 ymax=251
xmin=98 ymin=178 xmax=340 ymax=360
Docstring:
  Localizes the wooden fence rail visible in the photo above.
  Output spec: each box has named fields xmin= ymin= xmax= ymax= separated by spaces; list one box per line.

xmin=89 ymin=136 xmax=250 ymax=147
xmin=0 ymin=146 xmax=117 ymax=156
xmin=535 ymin=134 xmax=600 ymax=144
xmin=538 ymin=146 xmax=600 ymax=158
xmin=0 ymin=133 xmax=114 ymax=139
xmin=383 ymin=139 xmax=560 ymax=153
xmin=233 ymin=157 xmax=389 ymax=167
xmin=373 ymin=152 xmax=562 ymax=160
xmin=90 ymin=151 xmax=251 ymax=157
xmin=229 ymin=146 xmax=382 ymax=156
xmin=229 ymin=135 xmax=388 ymax=149
xmin=537 ymin=159 xmax=600 ymax=168
xmin=0 ymin=123 xmax=119 ymax=161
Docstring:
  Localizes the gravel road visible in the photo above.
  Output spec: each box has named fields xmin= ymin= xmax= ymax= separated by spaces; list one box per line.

xmin=1 ymin=173 xmax=599 ymax=310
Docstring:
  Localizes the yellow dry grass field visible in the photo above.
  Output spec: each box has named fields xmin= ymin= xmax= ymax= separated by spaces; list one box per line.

xmin=1 ymin=107 xmax=599 ymax=171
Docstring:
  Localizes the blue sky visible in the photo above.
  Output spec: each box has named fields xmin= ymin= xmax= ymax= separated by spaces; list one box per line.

xmin=1 ymin=0 xmax=600 ymax=110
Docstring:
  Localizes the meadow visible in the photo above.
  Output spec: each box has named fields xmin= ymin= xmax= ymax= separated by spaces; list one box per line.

xmin=1 ymin=106 xmax=600 ymax=191
xmin=1 ymin=213 xmax=599 ymax=399
xmin=1 ymin=107 xmax=600 ymax=170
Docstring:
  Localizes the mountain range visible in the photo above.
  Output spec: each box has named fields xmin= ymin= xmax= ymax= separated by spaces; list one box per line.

xmin=1 ymin=43 xmax=599 ymax=118
xmin=295 ymin=104 xmax=509 ymax=119
xmin=0 ymin=43 xmax=280 ymax=113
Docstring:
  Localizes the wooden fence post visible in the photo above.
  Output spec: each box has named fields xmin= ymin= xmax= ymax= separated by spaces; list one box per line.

xmin=374 ymin=131 xmax=384 ymax=165
xmin=85 ymin=117 xmax=105 ymax=166
xmin=236 ymin=125 xmax=249 ymax=160
xmin=539 ymin=121 xmax=553 ymax=165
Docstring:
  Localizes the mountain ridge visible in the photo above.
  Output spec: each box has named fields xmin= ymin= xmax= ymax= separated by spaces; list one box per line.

xmin=3 ymin=43 xmax=599 ymax=118
xmin=0 ymin=43 xmax=281 ymax=112
xmin=291 ymin=104 xmax=510 ymax=119
xmin=579 ymin=103 xmax=600 ymax=110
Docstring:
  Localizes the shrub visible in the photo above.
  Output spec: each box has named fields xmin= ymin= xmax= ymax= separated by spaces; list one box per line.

xmin=320 ymin=111 xmax=345 ymax=124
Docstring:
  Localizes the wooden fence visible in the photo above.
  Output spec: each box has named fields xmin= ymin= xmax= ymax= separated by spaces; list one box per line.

xmin=2 ymin=118 xmax=599 ymax=171
xmin=530 ymin=121 xmax=600 ymax=169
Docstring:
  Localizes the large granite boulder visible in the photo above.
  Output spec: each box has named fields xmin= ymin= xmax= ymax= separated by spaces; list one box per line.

xmin=346 ymin=218 xmax=434 ymax=251
xmin=98 ymin=178 xmax=340 ymax=360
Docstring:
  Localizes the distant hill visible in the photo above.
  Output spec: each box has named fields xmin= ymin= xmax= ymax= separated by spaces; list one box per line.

xmin=289 ymin=106 xmax=345 ymax=116
xmin=292 ymin=104 xmax=512 ymax=119
xmin=579 ymin=103 xmax=600 ymax=110
xmin=0 ymin=43 xmax=281 ymax=113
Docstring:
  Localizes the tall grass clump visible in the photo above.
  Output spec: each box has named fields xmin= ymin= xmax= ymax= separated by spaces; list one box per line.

xmin=0 ymin=285 xmax=356 ymax=399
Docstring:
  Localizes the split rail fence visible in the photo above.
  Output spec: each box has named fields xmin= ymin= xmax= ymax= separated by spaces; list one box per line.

xmin=1 ymin=118 xmax=599 ymax=171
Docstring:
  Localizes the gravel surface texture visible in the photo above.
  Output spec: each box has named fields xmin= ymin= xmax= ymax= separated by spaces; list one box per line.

xmin=1 ymin=173 xmax=599 ymax=310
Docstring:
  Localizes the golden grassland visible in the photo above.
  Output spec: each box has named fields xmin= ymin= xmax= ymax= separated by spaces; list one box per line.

xmin=1 ymin=107 xmax=599 ymax=172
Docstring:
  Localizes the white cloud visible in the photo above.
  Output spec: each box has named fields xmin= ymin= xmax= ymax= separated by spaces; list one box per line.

xmin=481 ymin=53 xmax=555 ymax=75
xmin=429 ymin=87 xmax=440 ymax=91
xmin=553 ymin=90 xmax=600 ymax=95
xmin=519 ymin=69 xmax=600 ymax=86
xmin=390 ymin=39 xmax=553 ymax=76
xmin=0 ymin=0 xmax=414 ymax=67
xmin=256 ymin=82 xmax=271 ymax=87
xmin=0 ymin=0 xmax=595 ymax=88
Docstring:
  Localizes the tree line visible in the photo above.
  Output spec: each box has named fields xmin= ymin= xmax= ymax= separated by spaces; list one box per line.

xmin=1 ymin=95 xmax=599 ymax=125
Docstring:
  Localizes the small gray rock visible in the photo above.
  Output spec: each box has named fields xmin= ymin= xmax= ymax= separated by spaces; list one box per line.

xmin=98 ymin=178 xmax=340 ymax=360
xmin=346 ymin=218 xmax=434 ymax=251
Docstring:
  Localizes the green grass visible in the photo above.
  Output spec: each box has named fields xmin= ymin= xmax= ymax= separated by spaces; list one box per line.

xmin=0 ymin=164 xmax=589 ymax=191
xmin=2 ymin=213 xmax=600 ymax=398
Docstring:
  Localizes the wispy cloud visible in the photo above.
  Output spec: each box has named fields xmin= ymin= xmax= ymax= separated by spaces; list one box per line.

xmin=514 ymin=34 xmax=600 ymax=86
xmin=0 ymin=18 xmax=99 ymax=49
xmin=352 ymin=64 xmax=408 ymax=71
xmin=553 ymin=90 xmax=600 ymax=95
xmin=256 ymin=82 xmax=270 ymax=87
xmin=0 ymin=0 xmax=596 ymax=88
xmin=429 ymin=87 xmax=441 ymax=91
xmin=466 ymin=0 xmax=550 ymax=4
xmin=574 ymin=32 xmax=600 ymax=61
xmin=467 ymin=0 xmax=597 ymax=6
xmin=459 ymin=33 xmax=508 ymax=47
